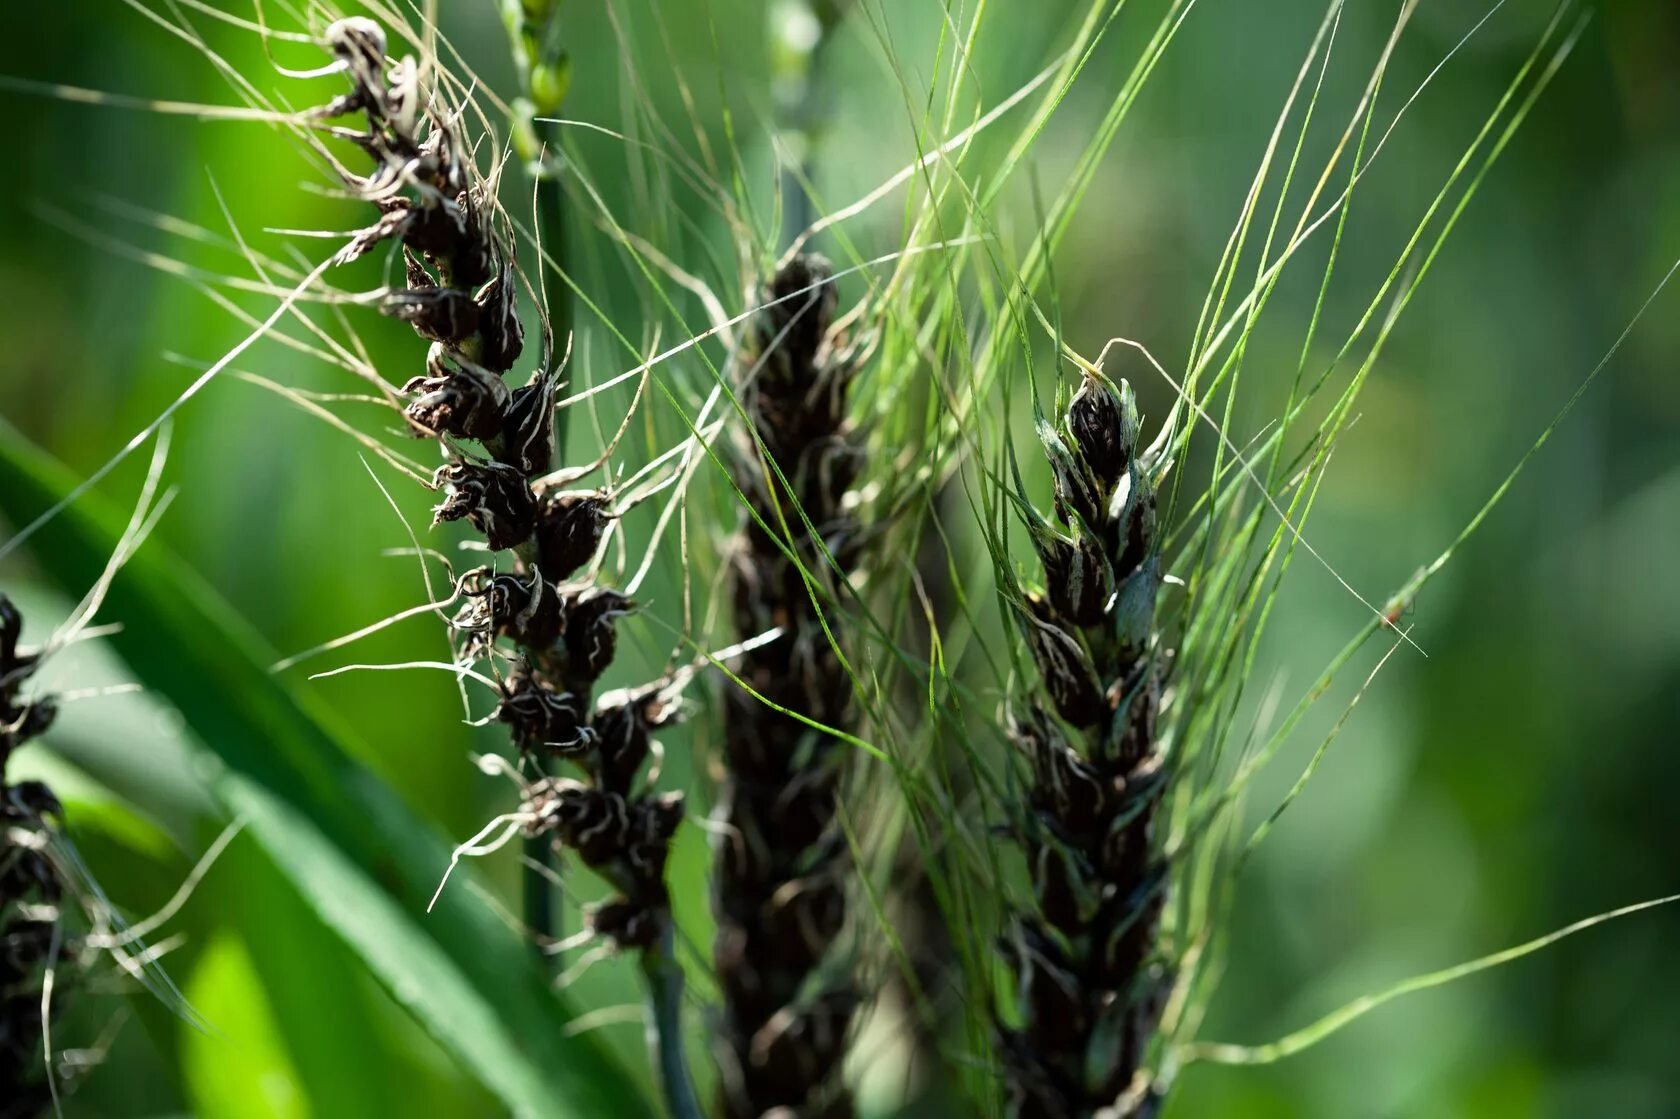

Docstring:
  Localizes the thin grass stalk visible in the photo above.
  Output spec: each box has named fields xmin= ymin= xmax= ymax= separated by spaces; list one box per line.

xmin=307 ymin=20 xmax=697 ymax=1113
xmin=714 ymin=254 xmax=867 ymax=1119
xmin=999 ymin=371 xmax=1169 ymax=1118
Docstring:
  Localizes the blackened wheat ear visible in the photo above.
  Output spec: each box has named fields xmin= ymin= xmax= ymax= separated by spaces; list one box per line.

xmin=310 ymin=20 xmax=696 ymax=1079
xmin=715 ymin=254 xmax=866 ymax=1119
xmin=1001 ymin=371 xmax=1170 ymax=1119
xmin=1 ymin=595 xmax=67 ymax=1119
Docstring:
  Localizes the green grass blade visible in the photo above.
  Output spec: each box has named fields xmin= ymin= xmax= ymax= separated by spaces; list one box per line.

xmin=1183 ymin=893 xmax=1680 ymax=1067
xmin=0 ymin=423 xmax=652 ymax=1119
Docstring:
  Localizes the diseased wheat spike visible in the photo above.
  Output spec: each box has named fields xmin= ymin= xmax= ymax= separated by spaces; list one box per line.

xmin=312 ymin=16 xmax=684 ymax=959
xmin=1000 ymin=371 xmax=1171 ymax=1119
xmin=715 ymin=254 xmax=864 ymax=1119
xmin=1 ymin=595 xmax=67 ymax=1119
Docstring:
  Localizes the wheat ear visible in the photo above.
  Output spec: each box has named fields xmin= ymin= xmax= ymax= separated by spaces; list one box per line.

xmin=1000 ymin=370 xmax=1171 ymax=1119
xmin=714 ymin=254 xmax=866 ymax=1119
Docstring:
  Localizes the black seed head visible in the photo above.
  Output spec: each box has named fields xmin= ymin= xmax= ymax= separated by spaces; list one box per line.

xmin=453 ymin=569 xmax=564 ymax=653
xmin=497 ymin=368 xmax=559 ymax=478
xmin=562 ymin=587 xmax=632 ymax=683
xmin=588 ymin=898 xmax=663 ymax=950
xmin=495 ymin=665 xmax=590 ymax=757
xmin=636 ymin=790 xmax=685 ymax=845
xmin=443 ymin=189 xmax=497 ymax=290
xmin=1023 ymin=595 xmax=1106 ymax=728
xmin=1115 ymin=482 xmax=1157 ymax=575
xmin=400 ymin=196 xmax=463 ymax=260
xmin=324 ymin=17 xmax=387 ymax=88
xmin=1066 ymin=373 xmax=1133 ymax=489
xmin=402 ymin=355 xmax=509 ymax=441
xmin=1036 ymin=531 xmax=1111 ymax=629
xmin=589 ymin=699 xmax=651 ymax=796
xmin=1010 ymin=715 xmax=1110 ymax=839
xmin=1041 ymin=424 xmax=1104 ymax=533
xmin=534 ymin=490 xmax=610 ymax=582
xmin=431 ymin=461 xmax=536 ymax=550
xmin=402 ymin=247 xmax=435 ymax=290
xmin=8 ymin=781 xmax=62 ymax=821
xmin=0 ymin=595 xmax=33 ymax=682
xmin=623 ymin=792 xmax=685 ymax=882
xmin=1009 ymin=920 xmax=1087 ymax=1046
xmin=533 ymin=779 xmax=629 ymax=865
xmin=1 ymin=596 xmax=53 ymax=761
xmin=4 ymin=698 xmax=57 ymax=747
xmin=474 ymin=261 xmax=525 ymax=374
xmin=755 ymin=253 xmax=838 ymax=384
xmin=0 ymin=913 xmax=57 ymax=970
xmin=382 ymin=285 xmax=480 ymax=345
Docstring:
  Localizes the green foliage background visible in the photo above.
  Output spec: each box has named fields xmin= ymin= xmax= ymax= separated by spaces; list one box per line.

xmin=1 ymin=1 xmax=1676 ymax=1116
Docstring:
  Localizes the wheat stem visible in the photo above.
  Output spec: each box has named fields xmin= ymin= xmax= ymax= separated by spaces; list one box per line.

xmin=641 ymin=928 xmax=706 ymax=1119
xmin=998 ymin=369 xmax=1170 ymax=1119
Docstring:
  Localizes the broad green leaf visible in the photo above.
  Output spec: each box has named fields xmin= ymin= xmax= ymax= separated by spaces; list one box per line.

xmin=0 ymin=424 xmax=652 ymax=1119
xmin=184 ymin=934 xmax=310 ymax=1119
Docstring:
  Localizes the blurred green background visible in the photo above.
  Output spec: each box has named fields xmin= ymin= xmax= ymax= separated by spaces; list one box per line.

xmin=2 ymin=1 xmax=1677 ymax=1116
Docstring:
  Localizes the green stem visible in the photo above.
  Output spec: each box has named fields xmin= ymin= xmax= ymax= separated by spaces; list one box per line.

xmin=518 ymin=839 xmax=552 ymax=954
xmin=534 ymin=128 xmax=573 ymax=461
xmin=640 ymin=930 xmax=704 ymax=1119
xmin=499 ymin=0 xmax=574 ymax=962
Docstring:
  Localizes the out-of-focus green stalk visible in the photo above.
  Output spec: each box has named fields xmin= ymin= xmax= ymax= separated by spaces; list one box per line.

xmin=501 ymin=0 xmax=572 ymax=446
xmin=771 ymin=0 xmax=846 ymax=243
xmin=498 ymin=0 xmax=571 ymax=963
